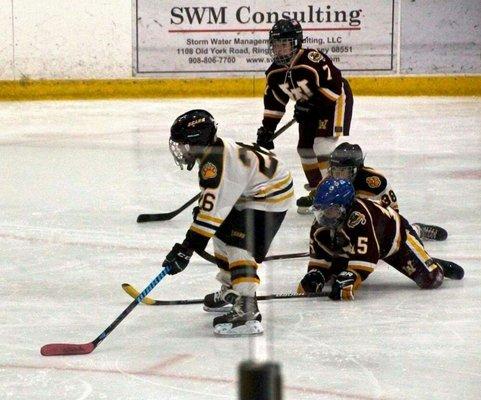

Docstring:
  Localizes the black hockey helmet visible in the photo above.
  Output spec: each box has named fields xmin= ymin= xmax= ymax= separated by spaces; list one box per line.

xmin=169 ymin=109 xmax=218 ymax=170
xmin=329 ymin=142 xmax=364 ymax=181
xmin=269 ymin=18 xmax=303 ymax=65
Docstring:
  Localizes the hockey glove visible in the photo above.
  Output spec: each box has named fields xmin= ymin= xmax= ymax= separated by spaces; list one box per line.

xmin=192 ymin=206 xmax=200 ymax=220
xmin=298 ymin=269 xmax=326 ymax=294
xmin=294 ymin=99 xmax=317 ymax=123
xmin=256 ymin=126 xmax=275 ymax=150
xmin=329 ymin=270 xmax=358 ymax=301
xmin=163 ymin=243 xmax=193 ymax=275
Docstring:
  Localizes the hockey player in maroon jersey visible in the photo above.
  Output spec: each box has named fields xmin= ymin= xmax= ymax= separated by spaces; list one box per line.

xmin=297 ymin=178 xmax=463 ymax=300
xmin=323 ymin=142 xmax=448 ymax=241
xmin=256 ymin=17 xmax=353 ymax=214
xmin=163 ymin=109 xmax=293 ymax=335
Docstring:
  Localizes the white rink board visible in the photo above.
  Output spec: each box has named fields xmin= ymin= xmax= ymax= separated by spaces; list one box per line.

xmin=135 ymin=0 xmax=396 ymax=75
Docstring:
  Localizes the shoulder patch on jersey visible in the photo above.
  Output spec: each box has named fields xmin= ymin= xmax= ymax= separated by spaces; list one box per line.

xmin=347 ymin=211 xmax=366 ymax=228
xmin=201 ymin=162 xmax=218 ymax=180
xmin=307 ymin=50 xmax=324 ymax=63
xmin=366 ymin=176 xmax=381 ymax=189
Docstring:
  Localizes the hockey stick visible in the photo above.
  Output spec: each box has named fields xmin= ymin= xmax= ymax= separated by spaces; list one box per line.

xmin=137 ymin=193 xmax=201 ymax=223
xmin=195 ymin=249 xmax=309 ymax=265
xmin=121 ymin=282 xmax=326 ymax=305
xmin=40 ymin=267 xmax=171 ymax=356
xmin=136 ymin=119 xmax=296 ymax=224
xmin=273 ymin=118 xmax=296 ymax=140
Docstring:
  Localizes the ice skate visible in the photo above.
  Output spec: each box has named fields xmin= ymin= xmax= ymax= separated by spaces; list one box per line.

xmin=296 ymin=188 xmax=316 ymax=214
xmin=412 ymin=223 xmax=448 ymax=241
xmin=213 ymin=292 xmax=263 ymax=336
xmin=434 ymin=258 xmax=464 ymax=280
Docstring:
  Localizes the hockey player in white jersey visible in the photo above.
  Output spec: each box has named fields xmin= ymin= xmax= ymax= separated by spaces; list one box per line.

xmin=163 ymin=109 xmax=294 ymax=336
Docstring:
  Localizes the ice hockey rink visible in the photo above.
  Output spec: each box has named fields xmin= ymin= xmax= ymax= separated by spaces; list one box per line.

xmin=1 ymin=96 xmax=480 ymax=399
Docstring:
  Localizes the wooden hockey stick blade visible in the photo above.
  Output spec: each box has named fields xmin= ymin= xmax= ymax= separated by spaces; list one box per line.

xmin=122 ymin=283 xmax=326 ymax=306
xmin=41 ymin=342 xmax=95 ymax=356
xmin=137 ymin=193 xmax=201 ymax=223
xmin=41 ymin=268 xmax=170 ymax=356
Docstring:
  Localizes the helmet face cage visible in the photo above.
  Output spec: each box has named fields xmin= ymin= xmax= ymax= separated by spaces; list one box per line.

xmin=313 ymin=204 xmax=347 ymax=228
xmin=329 ymin=165 xmax=358 ymax=181
xmin=312 ymin=178 xmax=355 ymax=228
xmin=329 ymin=143 xmax=364 ymax=180
xmin=169 ymin=139 xmax=196 ymax=171
xmin=269 ymin=38 xmax=299 ymax=65
xmin=269 ymin=18 xmax=303 ymax=65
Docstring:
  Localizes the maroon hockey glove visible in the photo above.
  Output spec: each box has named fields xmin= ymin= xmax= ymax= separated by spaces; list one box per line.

xmin=163 ymin=243 xmax=193 ymax=275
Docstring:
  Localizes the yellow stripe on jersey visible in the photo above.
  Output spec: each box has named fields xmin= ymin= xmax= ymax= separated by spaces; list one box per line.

xmin=230 ymin=260 xmax=258 ymax=269
xmin=347 ymin=261 xmax=375 ymax=273
xmin=190 ymin=225 xmax=215 ymax=238
xmin=197 ymin=212 xmax=224 ymax=225
xmin=256 ymin=174 xmax=292 ymax=195
xmin=334 ymin=88 xmax=345 ymax=137
xmin=406 ymin=232 xmax=433 ymax=268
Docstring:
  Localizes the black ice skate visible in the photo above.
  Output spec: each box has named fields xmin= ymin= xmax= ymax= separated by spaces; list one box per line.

xmin=434 ymin=258 xmax=465 ymax=280
xmin=213 ymin=292 xmax=263 ymax=336
xmin=412 ymin=223 xmax=448 ymax=241
xmin=203 ymin=284 xmax=233 ymax=312
xmin=296 ymin=189 xmax=316 ymax=214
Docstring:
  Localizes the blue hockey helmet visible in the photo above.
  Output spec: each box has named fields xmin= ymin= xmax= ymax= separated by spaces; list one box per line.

xmin=313 ymin=178 xmax=355 ymax=228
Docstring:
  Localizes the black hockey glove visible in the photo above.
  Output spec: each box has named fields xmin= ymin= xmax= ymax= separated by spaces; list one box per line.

xmin=163 ymin=243 xmax=193 ymax=275
xmin=329 ymin=270 xmax=358 ymax=301
xmin=294 ymin=99 xmax=317 ymax=123
xmin=297 ymin=269 xmax=326 ymax=294
xmin=192 ymin=206 xmax=200 ymax=219
xmin=256 ymin=126 xmax=275 ymax=150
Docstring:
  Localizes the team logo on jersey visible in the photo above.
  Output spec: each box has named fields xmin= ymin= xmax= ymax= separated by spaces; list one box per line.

xmin=347 ymin=211 xmax=366 ymax=228
xmin=201 ymin=162 xmax=217 ymax=180
xmin=366 ymin=176 xmax=381 ymax=188
xmin=308 ymin=51 xmax=324 ymax=63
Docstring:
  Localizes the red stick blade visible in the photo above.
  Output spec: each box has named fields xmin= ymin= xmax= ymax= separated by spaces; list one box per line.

xmin=40 ymin=342 xmax=95 ymax=356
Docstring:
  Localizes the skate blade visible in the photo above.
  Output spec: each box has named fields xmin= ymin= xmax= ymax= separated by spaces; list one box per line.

xmin=203 ymin=304 xmax=233 ymax=313
xmin=214 ymin=320 xmax=264 ymax=336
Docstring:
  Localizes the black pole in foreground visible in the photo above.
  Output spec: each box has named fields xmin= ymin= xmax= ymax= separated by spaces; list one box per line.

xmin=239 ymin=361 xmax=282 ymax=400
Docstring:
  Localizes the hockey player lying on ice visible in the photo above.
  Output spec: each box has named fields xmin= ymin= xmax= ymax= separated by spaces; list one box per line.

xmin=297 ymin=178 xmax=464 ymax=300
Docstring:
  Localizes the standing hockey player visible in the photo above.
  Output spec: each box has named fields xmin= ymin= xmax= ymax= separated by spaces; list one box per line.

xmin=324 ymin=142 xmax=448 ymax=241
xmin=297 ymin=178 xmax=464 ymax=300
xmin=256 ymin=17 xmax=353 ymax=213
xmin=163 ymin=109 xmax=294 ymax=335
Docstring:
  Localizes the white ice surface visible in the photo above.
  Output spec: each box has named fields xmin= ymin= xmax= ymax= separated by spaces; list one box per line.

xmin=1 ymin=97 xmax=480 ymax=400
